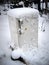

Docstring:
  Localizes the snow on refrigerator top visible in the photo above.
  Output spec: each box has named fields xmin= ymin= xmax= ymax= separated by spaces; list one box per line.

xmin=7 ymin=8 xmax=39 ymax=18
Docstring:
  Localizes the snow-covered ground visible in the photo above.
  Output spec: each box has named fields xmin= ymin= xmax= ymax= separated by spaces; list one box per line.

xmin=0 ymin=6 xmax=49 ymax=65
xmin=0 ymin=14 xmax=26 ymax=65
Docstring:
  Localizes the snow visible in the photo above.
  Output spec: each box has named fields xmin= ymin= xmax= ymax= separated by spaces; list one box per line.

xmin=7 ymin=8 xmax=39 ymax=18
xmin=0 ymin=6 xmax=49 ymax=65
xmin=11 ymin=48 xmax=24 ymax=59
xmin=32 ymin=3 xmax=38 ymax=9
xmin=19 ymin=1 xmax=24 ymax=7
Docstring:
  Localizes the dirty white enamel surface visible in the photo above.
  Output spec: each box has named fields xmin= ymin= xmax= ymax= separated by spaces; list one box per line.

xmin=8 ymin=8 xmax=39 ymax=52
xmin=8 ymin=16 xmax=19 ymax=48
xmin=18 ymin=18 xmax=38 ymax=52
